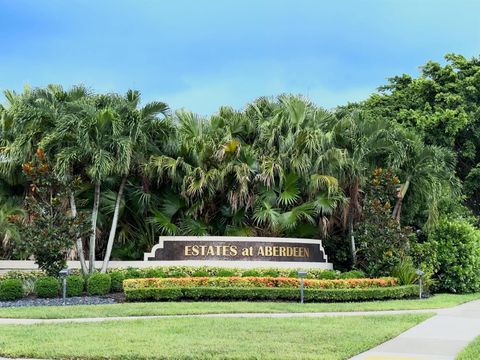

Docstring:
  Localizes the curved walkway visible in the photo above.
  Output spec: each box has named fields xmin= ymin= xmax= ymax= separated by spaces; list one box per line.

xmin=351 ymin=299 xmax=480 ymax=360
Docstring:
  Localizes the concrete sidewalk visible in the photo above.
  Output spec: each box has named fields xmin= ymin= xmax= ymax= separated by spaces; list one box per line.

xmin=351 ymin=299 xmax=480 ymax=360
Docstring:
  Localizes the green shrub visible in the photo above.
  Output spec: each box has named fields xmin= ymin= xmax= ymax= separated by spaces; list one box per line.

xmin=339 ymin=270 xmax=366 ymax=279
xmin=87 ymin=273 xmax=111 ymax=295
xmin=415 ymin=218 xmax=480 ymax=293
xmin=216 ymin=269 xmax=236 ymax=277
xmin=0 ymin=270 xmax=45 ymax=282
xmin=35 ymin=276 xmax=59 ymax=298
xmin=315 ymin=270 xmax=337 ymax=280
xmin=125 ymin=285 xmax=418 ymax=302
xmin=169 ymin=271 xmax=188 ymax=278
xmin=143 ymin=268 xmax=166 ymax=278
xmin=0 ymin=279 xmax=24 ymax=300
xmin=391 ymin=259 xmax=418 ymax=285
xmin=125 ymin=268 xmax=142 ymax=279
xmin=22 ymin=278 xmax=36 ymax=296
xmin=241 ymin=269 xmax=260 ymax=277
xmin=192 ymin=270 xmax=209 ymax=277
xmin=66 ymin=275 xmax=84 ymax=297
xmin=261 ymin=269 xmax=279 ymax=277
xmin=109 ymin=271 xmax=126 ymax=293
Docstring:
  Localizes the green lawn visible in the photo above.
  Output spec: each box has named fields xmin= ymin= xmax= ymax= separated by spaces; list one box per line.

xmin=457 ymin=336 xmax=480 ymax=360
xmin=0 ymin=314 xmax=431 ymax=360
xmin=0 ymin=293 xmax=477 ymax=319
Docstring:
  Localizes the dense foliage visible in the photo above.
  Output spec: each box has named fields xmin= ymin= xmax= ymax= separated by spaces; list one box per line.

xmin=414 ymin=218 xmax=480 ymax=293
xmin=1 ymin=53 xmax=480 ymax=292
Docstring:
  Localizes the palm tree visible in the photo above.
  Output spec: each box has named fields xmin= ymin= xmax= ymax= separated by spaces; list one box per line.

xmin=1 ymin=85 xmax=91 ymax=271
xmin=100 ymin=90 xmax=171 ymax=272
xmin=389 ymin=130 xmax=458 ymax=228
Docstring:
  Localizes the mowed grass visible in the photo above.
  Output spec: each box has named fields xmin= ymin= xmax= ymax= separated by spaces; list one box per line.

xmin=0 ymin=314 xmax=432 ymax=360
xmin=0 ymin=293 xmax=477 ymax=319
xmin=457 ymin=335 xmax=480 ymax=360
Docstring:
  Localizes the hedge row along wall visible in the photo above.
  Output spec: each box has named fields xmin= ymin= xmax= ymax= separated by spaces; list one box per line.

xmin=123 ymin=276 xmax=397 ymax=290
xmin=123 ymin=276 xmax=413 ymax=302
xmin=124 ymin=285 xmax=419 ymax=302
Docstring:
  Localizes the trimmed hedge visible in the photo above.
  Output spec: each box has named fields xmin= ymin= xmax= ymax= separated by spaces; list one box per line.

xmin=35 ymin=276 xmax=59 ymax=298
xmin=123 ymin=276 xmax=397 ymax=290
xmin=125 ymin=285 xmax=419 ymax=302
xmin=87 ymin=273 xmax=111 ymax=296
xmin=110 ymin=271 xmax=125 ymax=293
xmin=0 ymin=279 xmax=24 ymax=300
xmin=66 ymin=275 xmax=84 ymax=297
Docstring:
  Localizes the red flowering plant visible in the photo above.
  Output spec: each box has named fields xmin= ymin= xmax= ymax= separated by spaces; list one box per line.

xmin=13 ymin=148 xmax=90 ymax=276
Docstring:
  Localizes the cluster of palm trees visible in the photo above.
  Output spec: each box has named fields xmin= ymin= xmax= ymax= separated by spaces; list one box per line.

xmin=0 ymin=85 xmax=457 ymax=274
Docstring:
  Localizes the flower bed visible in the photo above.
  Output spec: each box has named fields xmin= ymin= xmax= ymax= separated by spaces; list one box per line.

xmin=123 ymin=276 xmax=397 ymax=290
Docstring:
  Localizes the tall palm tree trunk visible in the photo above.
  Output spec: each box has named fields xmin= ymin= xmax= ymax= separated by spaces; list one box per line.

xmin=89 ymin=181 xmax=101 ymax=273
xmin=69 ymin=191 xmax=87 ymax=275
xmin=392 ymin=175 xmax=411 ymax=223
xmin=100 ymin=175 xmax=127 ymax=273
xmin=348 ymin=205 xmax=357 ymax=266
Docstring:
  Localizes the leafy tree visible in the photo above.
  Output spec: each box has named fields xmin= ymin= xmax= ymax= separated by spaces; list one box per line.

xmin=355 ymin=168 xmax=413 ymax=277
xmin=362 ymin=53 xmax=480 ymax=215
xmin=13 ymin=149 xmax=89 ymax=276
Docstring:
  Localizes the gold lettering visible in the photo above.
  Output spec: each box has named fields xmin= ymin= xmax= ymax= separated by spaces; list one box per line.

xmin=184 ymin=246 xmax=191 ymax=256
xmin=287 ymin=247 xmax=293 ymax=256
xmin=280 ymin=247 xmax=286 ymax=256
xmin=230 ymin=246 xmax=238 ymax=256
xmin=304 ymin=248 xmax=309 ymax=258
xmin=192 ymin=245 xmax=200 ymax=256
xmin=206 ymin=246 xmax=214 ymax=256
xmin=273 ymin=246 xmax=279 ymax=256
xmin=265 ymin=246 xmax=273 ymax=256
xmin=257 ymin=246 xmax=264 ymax=256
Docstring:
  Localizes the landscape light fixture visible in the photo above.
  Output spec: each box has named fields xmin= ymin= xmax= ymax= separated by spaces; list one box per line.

xmin=416 ymin=269 xmax=425 ymax=299
xmin=59 ymin=268 xmax=71 ymax=305
xmin=298 ymin=270 xmax=307 ymax=304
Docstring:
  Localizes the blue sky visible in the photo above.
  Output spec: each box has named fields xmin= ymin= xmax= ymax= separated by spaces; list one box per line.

xmin=1 ymin=0 xmax=479 ymax=115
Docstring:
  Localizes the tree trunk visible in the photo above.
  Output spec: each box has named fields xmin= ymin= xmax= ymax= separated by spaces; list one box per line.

xmin=348 ymin=205 xmax=357 ymax=266
xmin=347 ymin=180 xmax=360 ymax=266
xmin=69 ymin=191 xmax=88 ymax=276
xmin=89 ymin=181 xmax=101 ymax=273
xmin=392 ymin=175 xmax=411 ymax=223
xmin=100 ymin=175 xmax=127 ymax=273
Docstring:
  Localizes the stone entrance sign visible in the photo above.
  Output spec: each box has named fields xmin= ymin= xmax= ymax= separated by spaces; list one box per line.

xmin=144 ymin=236 xmax=333 ymax=269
